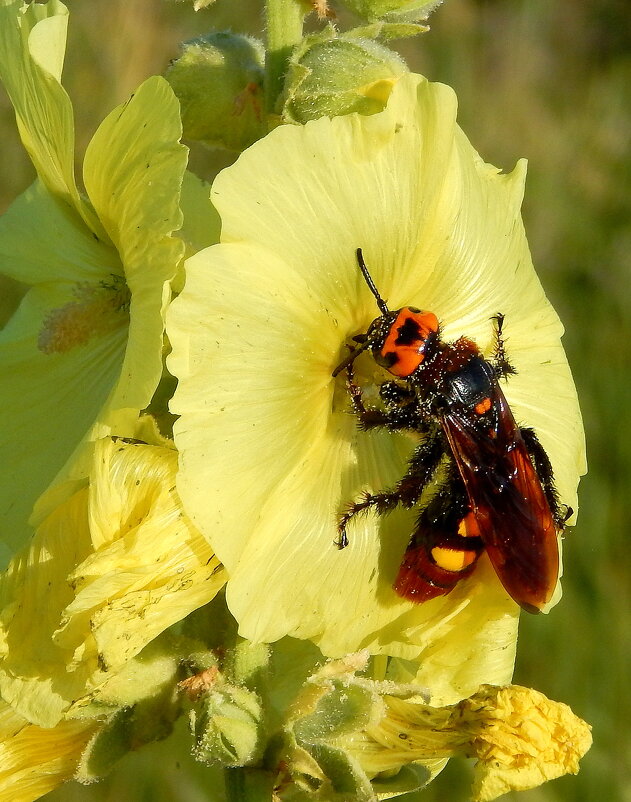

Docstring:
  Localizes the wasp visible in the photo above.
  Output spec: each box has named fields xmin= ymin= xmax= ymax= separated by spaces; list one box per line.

xmin=333 ymin=249 xmax=566 ymax=613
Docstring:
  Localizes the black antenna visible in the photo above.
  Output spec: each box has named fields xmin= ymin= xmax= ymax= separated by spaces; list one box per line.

xmin=332 ymin=249 xmax=390 ymax=377
xmin=356 ymin=248 xmax=389 ymax=315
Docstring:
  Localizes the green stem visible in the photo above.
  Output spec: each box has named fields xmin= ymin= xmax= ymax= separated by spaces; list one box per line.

xmin=223 ymin=638 xmax=274 ymax=801
xmin=265 ymin=0 xmax=305 ymax=113
xmin=224 ymin=766 xmax=276 ymax=801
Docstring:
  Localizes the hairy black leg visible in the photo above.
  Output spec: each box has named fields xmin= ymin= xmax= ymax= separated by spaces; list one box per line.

xmin=345 ymin=366 xmax=427 ymax=433
xmin=336 ymin=429 xmax=445 ymax=548
xmin=491 ymin=313 xmax=517 ymax=379
xmin=379 ymin=381 xmax=416 ymax=407
xmin=343 ymin=362 xmax=391 ymax=429
xmin=520 ymin=426 xmax=564 ymax=524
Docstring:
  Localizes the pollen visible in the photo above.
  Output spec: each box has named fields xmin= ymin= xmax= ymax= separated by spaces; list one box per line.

xmin=38 ymin=276 xmax=131 ymax=354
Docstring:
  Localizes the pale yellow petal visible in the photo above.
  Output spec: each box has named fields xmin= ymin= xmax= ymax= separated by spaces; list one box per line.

xmin=210 ymin=74 xmax=460 ymax=328
xmin=83 ymin=76 xmax=187 ymax=413
xmin=0 ymin=485 xmax=94 ymax=726
xmin=347 ymin=683 xmax=591 ymax=800
xmin=465 ymin=686 xmax=593 ymax=801
xmin=0 ymin=0 xmax=100 ymax=232
xmin=0 ymin=276 xmax=129 ymax=552
xmin=0 ymin=702 xmax=97 ymax=802
xmin=170 ymin=236 xmax=517 ymax=699
xmin=58 ymin=440 xmax=226 ymax=671
xmin=178 ymin=170 xmax=222 ymax=255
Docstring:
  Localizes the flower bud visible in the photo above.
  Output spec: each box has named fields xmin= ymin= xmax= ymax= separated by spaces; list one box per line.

xmin=282 ymin=30 xmax=408 ymax=123
xmin=278 ymin=653 xmax=431 ymax=798
xmin=341 ymin=0 xmax=443 ymax=23
xmin=165 ymin=0 xmax=216 ymax=8
xmin=184 ymin=674 xmax=265 ymax=767
xmin=166 ymin=32 xmax=266 ymax=151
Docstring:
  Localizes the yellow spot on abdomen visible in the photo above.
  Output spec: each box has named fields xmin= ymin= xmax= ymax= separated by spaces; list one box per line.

xmin=431 ymin=546 xmax=477 ymax=573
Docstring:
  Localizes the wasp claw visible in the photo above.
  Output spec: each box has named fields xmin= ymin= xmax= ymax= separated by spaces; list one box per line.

xmin=335 ymin=531 xmax=349 ymax=550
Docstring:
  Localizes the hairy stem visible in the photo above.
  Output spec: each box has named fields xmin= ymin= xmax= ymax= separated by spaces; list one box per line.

xmin=265 ymin=0 xmax=305 ymax=113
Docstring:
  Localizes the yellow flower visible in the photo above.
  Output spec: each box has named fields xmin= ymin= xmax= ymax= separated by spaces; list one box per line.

xmin=168 ymin=73 xmax=585 ymax=701
xmin=0 ymin=433 xmax=226 ymax=729
xmin=0 ymin=0 xmax=198 ymax=552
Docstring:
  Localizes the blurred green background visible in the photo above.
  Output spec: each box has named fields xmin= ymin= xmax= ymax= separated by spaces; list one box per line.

xmin=1 ymin=0 xmax=628 ymax=800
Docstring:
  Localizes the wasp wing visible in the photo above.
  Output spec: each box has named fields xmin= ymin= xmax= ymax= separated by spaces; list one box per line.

xmin=440 ymin=384 xmax=559 ymax=613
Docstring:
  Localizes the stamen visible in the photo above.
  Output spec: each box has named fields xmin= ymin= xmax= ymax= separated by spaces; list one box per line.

xmin=38 ymin=275 xmax=131 ymax=354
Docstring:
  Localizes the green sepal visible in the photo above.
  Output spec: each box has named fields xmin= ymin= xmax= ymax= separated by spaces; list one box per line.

xmin=95 ymin=635 xmax=185 ymax=708
xmin=304 ymin=741 xmax=375 ymax=800
xmin=74 ymin=709 xmax=132 ymax=783
xmin=225 ymin=637 xmax=271 ymax=698
xmin=273 ymin=653 xmax=435 ymax=799
xmin=69 ymin=637 xmax=189 ymax=782
xmin=276 ymin=656 xmax=382 ymax=798
xmin=73 ymin=687 xmax=180 ymax=783
xmin=178 ymin=599 xmax=270 ymax=768
xmin=342 ymin=0 xmax=443 ymax=24
xmin=293 ymin=680 xmax=380 ymax=742
xmin=371 ymin=764 xmax=431 ymax=797
xmin=350 ymin=21 xmax=431 ymax=39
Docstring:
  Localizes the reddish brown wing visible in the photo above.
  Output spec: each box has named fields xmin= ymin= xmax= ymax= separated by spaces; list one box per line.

xmin=440 ymin=384 xmax=559 ymax=613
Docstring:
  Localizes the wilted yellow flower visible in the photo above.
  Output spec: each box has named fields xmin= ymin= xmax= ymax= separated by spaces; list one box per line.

xmin=0 ymin=434 xmax=226 ymax=729
xmin=0 ymin=0 xmax=207 ymax=553
xmin=168 ymin=71 xmax=585 ymax=704
xmin=350 ymin=684 xmax=592 ymax=801
xmin=276 ymin=654 xmax=590 ymax=800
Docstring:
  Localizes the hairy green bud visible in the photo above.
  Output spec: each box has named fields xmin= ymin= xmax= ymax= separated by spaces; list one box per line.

xmin=283 ymin=30 xmax=408 ymax=123
xmin=188 ymin=680 xmax=265 ymax=767
xmin=166 ymin=32 xmax=266 ymax=151
xmin=342 ymin=0 xmax=443 ymax=23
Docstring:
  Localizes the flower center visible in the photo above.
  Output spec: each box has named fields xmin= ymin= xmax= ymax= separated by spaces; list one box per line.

xmin=38 ymin=275 xmax=131 ymax=354
xmin=331 ymin=348 xmax=389 ymax=415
